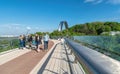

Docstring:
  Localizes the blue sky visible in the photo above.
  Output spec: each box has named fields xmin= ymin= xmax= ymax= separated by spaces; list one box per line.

xmin=0 ymin=0 xmax=120 ymax=35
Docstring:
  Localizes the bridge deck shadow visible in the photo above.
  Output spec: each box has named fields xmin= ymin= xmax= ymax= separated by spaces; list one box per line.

xmin=37 ymin=42 xmax=85 ymax=74
xmin=38 ymin=43 xmax=71 ymax=74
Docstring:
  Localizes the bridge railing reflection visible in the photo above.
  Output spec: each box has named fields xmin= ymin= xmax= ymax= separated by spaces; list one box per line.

xmin=65 ymin=38 xmax=120 ymax=74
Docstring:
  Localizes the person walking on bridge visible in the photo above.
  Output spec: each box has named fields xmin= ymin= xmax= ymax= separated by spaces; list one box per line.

xmin=35 ymin=34 xmax=42 ymax=52
xmin=27 ymin=34 xmax=33 ymax=49
xmin=43 ymin=33 xmax=49 ymax=51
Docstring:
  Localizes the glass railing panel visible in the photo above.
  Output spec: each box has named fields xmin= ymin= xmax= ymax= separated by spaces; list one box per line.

xmin=0 ymin=37 xmax=19 ymax=53
xmin=73 ymin=36 xmax=120 ymax=61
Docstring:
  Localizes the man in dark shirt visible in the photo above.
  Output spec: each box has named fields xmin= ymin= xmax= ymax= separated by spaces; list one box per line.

xmin=27 ymin=34 xmax=33 ymax=49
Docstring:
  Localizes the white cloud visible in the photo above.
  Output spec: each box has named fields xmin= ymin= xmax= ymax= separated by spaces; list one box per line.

xmin=35 ymin=27 xmax=39 ymax=29
xmin=84 ymin=0 xmax=95 ymax=3
xmin=95 ymin=0 xmax=103 ymax=4
xmin=110 ymin=17 xmax=120 ymax=21
xmin=84 ymin=0 xmax=120 ymax=4
xmin=26 ymin=26 xmax=31 ymax=30
xmin=0 ymin=24 xmax=29 ymax=35
xmin=0 ymin=23 xmax=49 ymax=35
xmin=84 ymin=0 xmax=103 ymax=4
xmin=98 ymin=17 xmax=120 ymax=21
xmin=107 ymin=0 xmax=120 ymax=4
xmin=15 ymin=26 xmax=20 ymax=29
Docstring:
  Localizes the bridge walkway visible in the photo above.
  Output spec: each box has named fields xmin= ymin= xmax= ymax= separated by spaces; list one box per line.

xmin=34 ymin=41 xmax=85 ymax=74
xmin=0 ymin=40 xmax=84 ymax=74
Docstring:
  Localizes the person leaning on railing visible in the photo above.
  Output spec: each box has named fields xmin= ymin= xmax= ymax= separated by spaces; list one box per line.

xmin=19 ymin=35 xmax=24 ymax=49
xmin=22 ymin=35 xmax=26 ymax=49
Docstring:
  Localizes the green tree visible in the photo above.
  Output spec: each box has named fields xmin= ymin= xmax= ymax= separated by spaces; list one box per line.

xmin=50 ymin=21 xmax=120 ymax=36
xmin=36 ymin=32 xmax=42 ymax=35
xmin=104 ymin=25 xmax=111 ymax=32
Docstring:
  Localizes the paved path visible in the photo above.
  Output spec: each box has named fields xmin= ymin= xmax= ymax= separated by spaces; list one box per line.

xmin=0 ymin=48 xmax=30 ymax=65
xmin=0 ymin=40 xmax=85 ymax=74
xmin=0 ymin=40 xmax=54 ymax=74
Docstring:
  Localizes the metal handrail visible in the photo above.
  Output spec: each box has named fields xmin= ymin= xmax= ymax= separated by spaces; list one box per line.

xmin=65 ymin=38 xmax=120 ymax=74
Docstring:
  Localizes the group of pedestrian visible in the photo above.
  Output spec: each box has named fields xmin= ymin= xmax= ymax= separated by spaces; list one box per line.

xmin=19 ymin=33 xmax=49 ymax=52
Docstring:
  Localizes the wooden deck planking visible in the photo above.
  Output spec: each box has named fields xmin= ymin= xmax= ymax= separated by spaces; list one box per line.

xmin=42 ymin=43 xmax=70 ymax=74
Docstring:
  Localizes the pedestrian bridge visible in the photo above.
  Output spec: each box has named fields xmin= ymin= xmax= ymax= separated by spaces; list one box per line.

xmin=32 ymin=39 xmax=120 ymax=74
xmin=0 ymin=21 xmax=120 ymax=74
xmin=0 ymin=39 xmax=120 ymax=74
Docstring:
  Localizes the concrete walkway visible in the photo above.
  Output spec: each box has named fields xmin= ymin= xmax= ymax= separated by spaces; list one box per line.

xmin=0 ymin=40 xmax=54 ymax=74
xmin=0 ymin=48 xmax=30 ymax=65
xmin=0 ymin=40 xmax=85 ymax=74
xmin=31 ymin=41 xmax=85 ymax=74
xmin=42 ymin=43 xmax=70 ymax=74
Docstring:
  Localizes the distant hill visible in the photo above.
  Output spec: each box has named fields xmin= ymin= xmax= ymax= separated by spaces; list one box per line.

xmin=50 ymin=21 xmax=120 ymax=36
xmin=69 ymin=21 xmax=120 ymax=35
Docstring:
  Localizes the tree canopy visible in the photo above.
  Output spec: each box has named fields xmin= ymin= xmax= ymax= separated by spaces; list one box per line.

xmin=50 ymin=21 xmax=120 ymax=36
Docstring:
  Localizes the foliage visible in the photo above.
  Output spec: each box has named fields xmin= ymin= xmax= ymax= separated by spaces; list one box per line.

xmin=50 ymin=21 xmax=120 ymax=36
xmin=36 ymin=32 xmax=43 ymax=35
xmin=35 ymin=32 xmax=50 ymax=36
